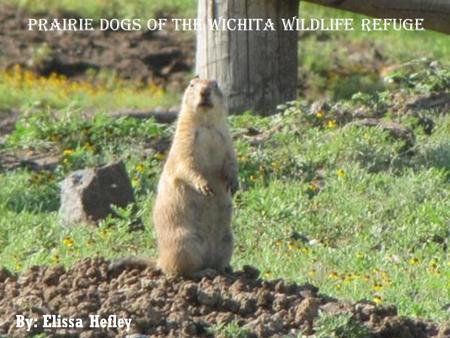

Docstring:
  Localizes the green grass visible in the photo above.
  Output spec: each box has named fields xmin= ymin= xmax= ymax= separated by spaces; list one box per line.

xmin=0 ymin=60 xmax=449 ymax=322
xmin=0 ymin=67 xmax=178 ymax=112
xmin=314 ymin=312 xmax=373 ymax=338
xmin=207 ymin=321 xmax=252 ymax=338
xmin=300 ymin=2 xmax=450 ymax=62
xmin=298 ymin=3 xmax=450 ymax=99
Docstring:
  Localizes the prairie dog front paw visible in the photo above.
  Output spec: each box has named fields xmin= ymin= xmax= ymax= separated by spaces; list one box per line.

xmin=196 ymin=179 xmax=215 ymax=196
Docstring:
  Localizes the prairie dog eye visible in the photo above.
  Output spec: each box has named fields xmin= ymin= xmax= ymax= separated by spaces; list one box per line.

xmin=189 ymin=76 xmax=199 ymax=88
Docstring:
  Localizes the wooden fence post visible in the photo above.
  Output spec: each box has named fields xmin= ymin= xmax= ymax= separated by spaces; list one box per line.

xmin=196 ymin=0 xmax=300 ymax=114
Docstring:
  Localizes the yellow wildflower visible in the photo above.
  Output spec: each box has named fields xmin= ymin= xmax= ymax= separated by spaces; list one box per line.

xmin=372 ymin=283 xmax=383 ymax=292
xmin=63 ymin=237 xmax=74 ymax=247
xmin=308 ymin=181 xmax=319 ymax=192
xmin=315 ymin=110 xmax=325 ymax=119
xmin=373 ymin=296 xmax=383 ymax=305
xmin=288 ymin=241 xmax=297 ymax=250
xmin=148 ymin=83 xmax=165 ymax=96
xmin=381 ymin=272 xmax=391 ymax=282
xmin=346 ymin=273 xmax=359 ymax=281
xmin=135 ymin=163 xmax=145 ymax=173
xmin=337 ymin=169 xmax=346 ymax=177
xmin=132 ymin=176 xmax=141 ymax=188
xmin=83 ymin=142 xmax=95 ymax=152
xmin=329 ymin=271 xmax=339 ymax=280
xmin=63 ymin=148 xmax=74 ymax=156
xmin=300 ymin=247 xmax=310 ymax=254
xmin=326 ymin=119 xmax=337 ymax=128
xmin=408 ymin=258 xmax=420 ymax=265
xmin=428 ymin=260 xmax=440 ymax=274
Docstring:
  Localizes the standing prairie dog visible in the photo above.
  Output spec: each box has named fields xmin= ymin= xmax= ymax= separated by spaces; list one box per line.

xmin=153 ymin=78 xmax=238 ymax=277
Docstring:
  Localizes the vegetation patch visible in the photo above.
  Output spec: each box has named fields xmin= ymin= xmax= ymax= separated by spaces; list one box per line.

xmin=0 ymin=2 xmax=449 ymax=336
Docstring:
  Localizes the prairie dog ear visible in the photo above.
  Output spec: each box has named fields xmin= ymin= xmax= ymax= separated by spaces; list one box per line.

xmin=189 ymin=76 xmax=199 ymax=87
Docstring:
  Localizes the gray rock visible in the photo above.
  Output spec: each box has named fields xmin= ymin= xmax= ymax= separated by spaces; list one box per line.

xmin=59 ymin=161 xmax=135 ymax=226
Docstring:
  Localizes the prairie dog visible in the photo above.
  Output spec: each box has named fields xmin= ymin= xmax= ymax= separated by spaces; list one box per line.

xmin=153 ymin=78 xmax=238 ymax=277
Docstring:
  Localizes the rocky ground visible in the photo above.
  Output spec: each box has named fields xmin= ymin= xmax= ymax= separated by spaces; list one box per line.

xmin=0 ymin=258 xmax=448 ymax=338
xmin=0 ymin=5 xmax=194 ymax=87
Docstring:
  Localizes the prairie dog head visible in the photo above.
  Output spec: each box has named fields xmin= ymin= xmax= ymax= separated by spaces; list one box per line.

xmin=181 ymin=78 xmax=226 ymax=122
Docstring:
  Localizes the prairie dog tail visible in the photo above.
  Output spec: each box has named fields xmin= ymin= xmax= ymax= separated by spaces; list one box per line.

xmin=108 ymin=256 xmax=157 ymax=277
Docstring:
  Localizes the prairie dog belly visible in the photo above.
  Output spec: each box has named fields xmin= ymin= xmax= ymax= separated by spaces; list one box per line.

xmin=195 ymin=127 xmax=227 ymax=179
xmin=154 ymin=169 xmax=231 ymax=230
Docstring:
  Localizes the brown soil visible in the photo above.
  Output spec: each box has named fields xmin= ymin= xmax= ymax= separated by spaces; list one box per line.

xmin=0 ymin=258 xmax=445 ymax=338
xmin=0 ymin=5 xmax=194 ymax=88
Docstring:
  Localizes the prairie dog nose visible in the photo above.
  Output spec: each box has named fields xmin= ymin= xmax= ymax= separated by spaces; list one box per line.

xmin=200 ymin=87 xmax=211 ymax=97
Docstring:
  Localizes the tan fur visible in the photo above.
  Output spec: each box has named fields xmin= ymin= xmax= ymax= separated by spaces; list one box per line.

xmin=153 ymin=78 xmax=238 ymax=276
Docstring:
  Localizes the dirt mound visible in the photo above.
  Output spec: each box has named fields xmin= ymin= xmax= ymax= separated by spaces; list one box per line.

xmin=0 ymin=5 xmax=194 ymax=87
xmin=0 ymin=258 xmax=444 ymax=338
